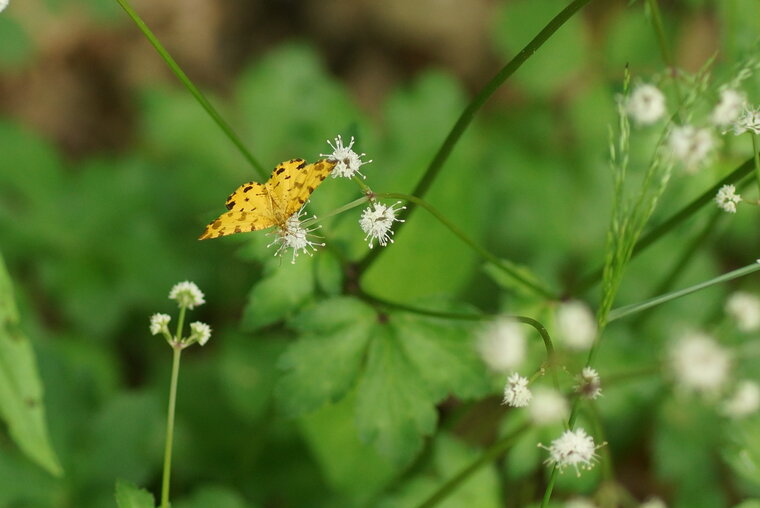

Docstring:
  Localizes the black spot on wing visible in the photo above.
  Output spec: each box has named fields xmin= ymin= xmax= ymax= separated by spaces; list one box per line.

xmin=226 ymin=201 xmax=236 ymax=210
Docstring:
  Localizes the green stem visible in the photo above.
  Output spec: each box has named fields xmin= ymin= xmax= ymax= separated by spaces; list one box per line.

xmin=541 ymin=467 xmax=559 ymax=508
xmin=356 ymin=0 xmax=594 ymax=275
xmin=114 ymin=0 xmax=266 ymax=179
xmin=175 ymin=306 xmax=187 ymax=342
xmin=375 ymin=193 xmax=556 ymax=299
xmin=571 ymin=158 xmax=755 ymax=295
xmin=415 ymin=422 xmax=530 ymax=508
xmin=161 ymin=345 xmax=182 ymax=508
xmin=303 ymin=196 xmax=369 ymax=227
xmin=608 ymin=261 xmax=760 ymax=322
xmin=752 ymin=133 xmax=760 ymax=197
xmin=359 ymin=291 xmax=485 ymax=321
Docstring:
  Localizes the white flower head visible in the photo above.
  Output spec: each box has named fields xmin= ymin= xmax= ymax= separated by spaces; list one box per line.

xmin=626 ymin=84 xmax=667 ymax=125
xmin=668 ymin=125 xmax=715 ymax=172
xmin=639 ymin=498 xmax=667 ymax=508
xmin=0 ymin=0 xmax=8 ymax=13
xmin=712 ymin=89 xmax=746 ymax=127
xmin=169 ymin=281 xmax=206 ymax=309
xmin=529 ymin=388 xmax=569 ymax=425
xmin=564 ymin=499 xmax=597 ymax=508
xmin=189 ymin=321 xmax=212 ymax=346
xmin=538 ymin=427 xmax=603 ymax=476
xmin=715 ymin=184 xmax=742 ymax=214
xmin=670 ymin=331 xmax=731 ymax=397
xmin=321 ymin=135 xmax=372 ymax=179
xmin=722 ymin=380 xmax=760 ymax=418
xmin=149 ymin=313 xmax=171 ymax=336
xmin=576 ymin=366 xmax=603 ymax=400
xmin=477 ymin=317 xmax=526 ymax=372
xmin=359 ymin=201 xmax=405 ymax=248
xmin=556 ymin=300 xmax=597 ymax=350
xmin=503 ymin=373 xmax=532 ymax=408
xmin=726 ymin=291 xmax=760 ymax=331
xmin=733 ymin=105 xmax=760 ymax=136
xmin=267 ymin=205 xmax=324 ymax=264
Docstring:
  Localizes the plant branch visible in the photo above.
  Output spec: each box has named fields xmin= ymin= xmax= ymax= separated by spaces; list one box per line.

xmin=572 ymin=158 xmax=755 ymax=295
xmin=115 ymin=0 xmax=266 ymax=179
xmin=356 ymin=0 xmax=594 ymax=275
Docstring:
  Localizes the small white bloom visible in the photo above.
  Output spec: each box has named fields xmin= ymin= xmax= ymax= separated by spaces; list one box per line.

xmin=670 ymin=331 xmax=731 ymax=397
xmin=576 ymin=366 xmax=602 ymax=400
xmin=539 ymin=427 xmax=602 ymax=476
xmin=359 ymin=201 xmax=405 ymax=248
xmin=733 ymin=105 xmax=760 ymax=135
xmin=477 ymin=317 xmax=526 ymax=372
xmin=267 ymin=205 xmax=324 ymax=264
xmin=149 ymin=313 xmax=171 ymax=336
xmin=0 ymin=0 xmax=8 ymax=13
xmin=726 ymin=291 xmax=760 ymax=331
xmin=502 ymin=373 xmax=532 ymax=408
xmin=189 ymin=321 xmax=212 ymax=346
xmin=556 ymin=300 xmax=597 ymax=350
xmin=626 ymin=84 xmax=667 ymax=125
xmin=169 ymin=281 xmax=206 ymax=309
xmin=668 ymin=125 xmax=715 ymax=172
xmin=712 ymin=89 xmax=746 ymax=127
xmin=529 ymin=388 xmax=568 ymax=425
xmin=321 ymin=135 xmax=372 ymax=179
xmin=722 ymin=380 xmax=760 ymax=418
xmin=639 ymin=498 xmax=667 ymax=508
xmin=714 ymin=184 xmax=742 ymax=214
xmin=564 ymin=499 xmax=597 ymax=508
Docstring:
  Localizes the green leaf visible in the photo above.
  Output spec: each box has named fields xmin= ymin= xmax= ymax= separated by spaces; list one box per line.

xmin=115 ymin=480 xmax=155 ymax=508
xmin=299 ymin=394 xmax=396 ymax=504
xmin=393 ymin=311 xmax=490 ymax=401
xmin=0 ymin=252 xmax=62 ymax=476
xmin=242 ymin=257 xmax=316 ymax=330
xmin=355 ymin=324 xmax=438 ymax=466
xmin=276 ymin=298 xmax=375 ymax=416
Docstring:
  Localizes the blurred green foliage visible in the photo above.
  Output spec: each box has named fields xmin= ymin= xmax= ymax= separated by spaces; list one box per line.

xmin=2 ymin=1 xmax=760 ymax=507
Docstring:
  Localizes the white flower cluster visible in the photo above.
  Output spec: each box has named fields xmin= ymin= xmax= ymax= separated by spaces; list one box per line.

xmin=669 ymin=331 xmax=730 ymax=397
xmin=733 ymin=105 xmax=760 ymax=136
xmin=556 ymin=300 xmax=597 ymax=350
xmin=726 ymin=291 xmax=760 ymax=331
xmin=502 ymin=373 xmax=532 ymax=408
xmin=151 ymin=281 xmax=212 ymax=348
xmin=268 ymin=206 xmax=324 ymax=264
xmin=169 ymin=281 xmax=206 ymax=309
xmin=576 ymin=366 xmax=603 ymax=400
xmin=0 ymin=0 xmax=8 ymax=13
xmin=477 ymin=317 xmax=526 ymax=372
xmin=150 ymin=313 xmax=171 ymax=336
xmin=626 ymin=84 xmax=666 ymax=125
xmin=321 ymin=135 xmax=372 ymax=179
xmin=714 ymin=184 xmax=742 ymax=214
xmin=359 ymin=201 xmax=405 ymax=248
xmin=667 ymin=125 xmax=714 ymax=172
xmin=539 ymin=427 xmax=603 ymax=476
